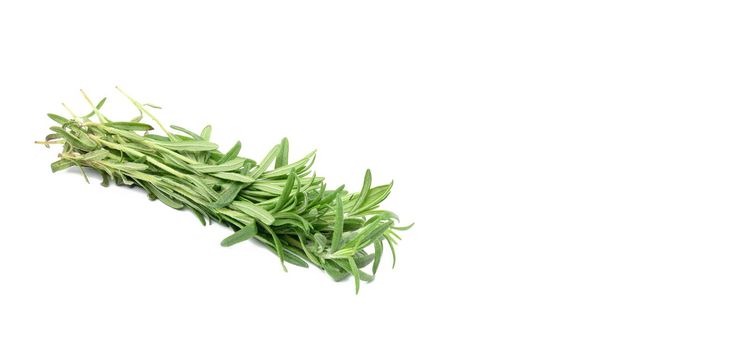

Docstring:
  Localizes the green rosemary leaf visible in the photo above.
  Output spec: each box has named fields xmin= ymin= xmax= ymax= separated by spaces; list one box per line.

xmin=343 ymin=217 xmax=365 ymax=231
xmin=348 ymin=257 xmax=360 ymax=294
xmin=314 ymin=233 xmax=328 ymax=252
xmin=98 ymin=169 xmax=111 ymax=187
xmin=143 ymin=182 xmax=184 ymax=209
xmin=47 ymin=113 xmax=69 ymax=125
xmin=104 ymin=122 xmax=154 ymax=131
xmin=103 ymin=161 xmax=150 ymax=172
xmin=95 ymin=97 xmax=107 ymax=109
xmin=352 ymin=169 xmax=372 ymax=212
xmin=359 ymin=222 xmax=393 ymax=248
xmin=232 ymin=201 xmax=275 ymax=225
xmin=169 ymin=125 xmax=203 ymax=140
xmin=221 ymin=220 xmax=258 ymax=247
xmin=190 ymin=157 xmax=245 ymax=173
xmin=262 ymin=150 xmax=315 ymax=178
xmin=349 ymin=181 xmax=393 ymax=214
xmin=393 ymin=223 xmax=415 ymax=231
xmin=200 ymin=125 xmax=212 ymax=140
xmin=80 ymin=149 xmax=111 ymax=161
xmin=273 ymin=169 xmax=296 ymax=212
xmin=319 ymin=185 xmax=345 ymax=207
xmin=218 ymin=141 xmax=242 ymax=164
xmin=280 ymin=249 xmax=309 ymax=268
xmin=80 ymin=92 xmax=110 ymax=123
xmin=372 ymin=239 xmax=384 ymax=275
xmin=261 ymin=223 xmax=287 ymax=272
xmin=249 ymin=144 xmax=280 ymax=179
xmin=212 ymin=185 xmax=243 ymax=208
xmin=81 ymin=97 xmax=107 ymax=120
xmin=275 ymin=137 xmax=289 ymax=168
xmin=45 ymin=133 xmax=61 ymax=144
xmin=50 ymin=126 xmax=97 ymax=151
xmin=51 ymin=159 xmax=75 ymax=172
xmin=324 ymin=261 xmax=349 ymax=281
xmin=354 ymin=253 xmax=375 ymax=269
xmin=366 ymin=210 xmax=400 ymax=222
xmin=212 ymin=172 xmax=256 ymax=183
xmin=385 ymin=235 xmax=397 ymax=269
xmin=150 ymin=139 xmax=219 ymax=151
xmin=249 ymin=182 xmax=283 ymax=195
xmin=331 ymin=194 xmax=344 ymax=251
xmin=329 ymin=247 xmax=356 ymax=259
xmin=191 ymin=208 xmax=207 ymax=226
xmin=272 ymin=212 xmax=311 ymax=233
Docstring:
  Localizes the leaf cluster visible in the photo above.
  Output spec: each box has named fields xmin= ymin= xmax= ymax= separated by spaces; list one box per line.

xmin=39 ymin=89 xmax=412 ymax=293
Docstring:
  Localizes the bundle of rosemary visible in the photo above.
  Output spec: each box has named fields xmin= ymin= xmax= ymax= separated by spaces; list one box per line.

xmin=38 ymin=88 xmax=411 ymax=293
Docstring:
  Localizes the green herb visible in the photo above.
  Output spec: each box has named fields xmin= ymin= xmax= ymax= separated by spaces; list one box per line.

xmin=37 ymin=88 xmax=412 ymax=293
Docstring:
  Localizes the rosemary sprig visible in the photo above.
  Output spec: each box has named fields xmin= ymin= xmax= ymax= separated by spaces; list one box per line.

xmin=38 ymin=88 xmax=411 ymax=293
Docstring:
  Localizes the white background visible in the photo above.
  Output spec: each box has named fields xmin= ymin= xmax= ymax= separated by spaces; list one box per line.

xmin=1 ymin=1 xmax=752 ymax=349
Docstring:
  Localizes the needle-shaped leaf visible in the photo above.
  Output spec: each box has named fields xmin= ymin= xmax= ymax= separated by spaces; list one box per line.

xmin=218 ymin=141 xmax=242 ymax=164
xmin=103 ymin=161 xmax=150 ymax=172
xmin=81 ymin=98 xmax=107 ymax=119
xmin=386 ymin=235 xmax=397 ymax=269
xmin=80 ymin=149 xmax=110 ymax=161
xmin=150 ymin=139 xmax=218 ymax=151
xmin=169 ymin=125 xmax=203 ymax=140
xmin=47 ymin=113 xmax=69 ymax=125
xmin=45 ymin=133 xmax=61 ymax=142
xmin=348 ymin=257 xmax=360 ymax=294
xmin=212 ymin=185 xmax=242 ymax=208
xmin=232 ymin=201 xmax=275 ymax=225
xmin=273 ymin=169 xmax=296 ymax=212
xmin=359 ymin=222 xmax=392 ymax=249
xmin=372 ymin=239 xmax=384 ymax=275
xmin=249 ymin=144 xmax=280 ymax=179
xmin=354 ymin=253 xmax=375 ymax=268
xmin=221 ymin=220 xmax=258 ymax=247
xmin=49 ymin=126 xmax=97 ymax=151
xmin=349 ymin=181 xmax=393 ymax=214
xmin=80 ymin=95 xmax=108 ymax=121
xmin=104 ymin=122 xmax=154 ymax=131
xmin=324 ymin=262 xmax=350 ymax=281
xmin=393 ymin=223 xmax=415 ymax=231
xmin=318 ymin=185 xmax=346 ymax=206
xmin=279 ymin=250 xmax=308 ymax=268
xmin=200 ymin=125 xmax=212 ymax=140
xmin=98 ymin=169 xmax=110 ymax=187
xmin=142 ymin=182 xmax=184 ymax=209
xmin=263 ymin=150 xmax=315 ymax=178
xmin=272 ymin=212 xmax=311 ymax=233
xmin=190 ymin=157 xmax=245 ymax=173
xmin=352 ymin=169 xmax=372 ymax=212
xmin=331 ymin=194 xmax=344 ymax=251
xmin=314 ymin=233 xmax=328 ymax=252
xmin=212 ymin=172 xmax=256 ymax=183
xmin=343 ymin=217 xmax=365 ymax=231
xmin=260 ymin=223 xmax=287 ymax=272
xmin=51 ymin=159 xmax=75 ymax=172
xmin=209 ymin=159 xmax=255 ymax=208
xmin=275 ymin=137 xmax=288 ymax=168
